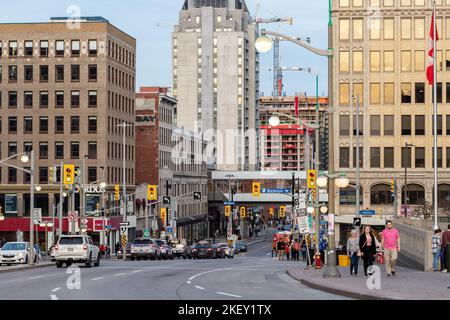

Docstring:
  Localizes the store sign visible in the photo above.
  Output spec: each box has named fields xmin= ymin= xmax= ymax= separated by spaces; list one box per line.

xmin=5 ymin=194 xmax=17 ymax=214
xmin=83 ymin=185 xmax=105 ymax=194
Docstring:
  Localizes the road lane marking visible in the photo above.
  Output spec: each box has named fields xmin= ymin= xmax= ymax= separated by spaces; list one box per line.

xmin=51 ymin=287 xmax=61 ymax=293
xmin=29 ymin=275 xmax=45 ymax=280
xmin=132 ymin=270 xmax=143 ymax=273
xmin=50 ymin=294 xmax=58 ymax=300
xmin=216 ymin=291 xmax=242 ymax=298
xmin=91 ymin=277 xmax=105 ymax=281
xmin=187 ymin=281 xmax=191 ymax=284
xmin=194 ymin=285 xmax=205 ymax=290
xmin=114 ymin=273 xmax=127 ymax=277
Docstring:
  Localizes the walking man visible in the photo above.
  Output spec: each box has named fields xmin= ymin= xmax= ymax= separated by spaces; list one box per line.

xmin=381 ymin=220 xmax=400 ymax=277
xmin=441 ymin=224 xmax=450 ymax=272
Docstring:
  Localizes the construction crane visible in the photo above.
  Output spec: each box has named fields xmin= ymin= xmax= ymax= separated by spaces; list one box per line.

xmin=268 ymin=67 xmax=312 ymax=96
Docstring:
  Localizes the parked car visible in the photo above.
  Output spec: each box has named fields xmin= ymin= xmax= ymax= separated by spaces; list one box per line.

xmin=54 ymin=235 xmax=101 ymax=268
xmin=217 ymin=243 xmax=234 ymax=259
xmin=130 ymin=239 xmax=160 ymax=260
xmin=235 ymin=241 xmax=248 ymax=253
xmin=191 ymin=242 xmax=214 ymax=259
xmin=170 ymin=238 xmax=190 ymax=259
xmin=0 ymin=242 xmax=37 ymax=265
xmin=117 ymin=243 xmax=132 ymax=260
xmin=211 ymin=244 xmax=225 ymax=259
xmin=155 ymin=239 xmax=173 ymax=260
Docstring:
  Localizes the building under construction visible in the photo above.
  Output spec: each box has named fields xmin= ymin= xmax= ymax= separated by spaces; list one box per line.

xmin=259 ymin=95 xmax=329 ymax=172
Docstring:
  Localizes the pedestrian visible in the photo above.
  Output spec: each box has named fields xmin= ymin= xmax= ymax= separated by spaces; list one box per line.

xmin=432 ymin=228 xmax=442 ymax=272
xmin=301 ymin=240 xmax=307 ymax=261
xmin=359 ymin=225 xmax=377 ymax=277
xmin=441 ymin=224 xmax=450 ymax=272
xmin=115 ymin=242 xmax=120 ymax=254
xmin=381 ymin=220 xmax=400 ymax=277
xmin=272 ymin=240 xmax=276 ymax=258
xmin=285 ymin=240 xmax=290 ymax=261
xmin=276 ymin=238 xmax=285 ymax=261
xmin=100 ymin=244 xmax=106 ymax=257
xmin=293 ymin=240 xmax=301 ymax=261
xmin=347 ymin=229 xmax=360 ymax=276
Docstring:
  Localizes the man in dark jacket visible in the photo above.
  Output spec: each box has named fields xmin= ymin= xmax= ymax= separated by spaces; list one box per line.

xmin=442 ymin=224 xmax=450 ymax=272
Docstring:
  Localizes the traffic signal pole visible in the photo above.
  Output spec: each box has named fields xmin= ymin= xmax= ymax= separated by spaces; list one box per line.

xmin=58 ymin=161 xmax=63 ymax=238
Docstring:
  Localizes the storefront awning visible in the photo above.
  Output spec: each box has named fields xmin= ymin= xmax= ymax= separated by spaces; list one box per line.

xmin=176 ymin=214 xmax=208 ymax=226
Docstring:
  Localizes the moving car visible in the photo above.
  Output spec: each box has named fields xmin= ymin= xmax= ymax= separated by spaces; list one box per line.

xmin=117 ymin=243 xmax=132 ymax=260
xmin=171 ymin=238 xmax=190 ymax=259
xmin=155 ymin=239 xmax=173 ymax=260
xmin=211 ymin=244 xmax=225 ymax=259
xmin=0 ymin=242 xmax=37 ymax=265
xmin=54 ymin=235 xmax=101 ymax=268
xmin=217 ymin=243 xmax=234 ymax=259
xmin=235 ymin=241 xmax=248 ymax=253
xmin=191 ymin=242 xmax=214 ymax=259
xmin=130 ymin=238 xmax=160 ymax=260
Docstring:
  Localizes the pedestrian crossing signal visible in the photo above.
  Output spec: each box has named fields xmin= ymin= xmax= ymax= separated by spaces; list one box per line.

xmin=225 ymin=206 xmax=231 ymax=217
xmin=240 ymin=207 xmax=246 ymax=219
xmin=252 ymin=182 xmax=261 ymax=197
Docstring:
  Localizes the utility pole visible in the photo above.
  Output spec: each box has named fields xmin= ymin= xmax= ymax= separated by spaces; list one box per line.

xmin=314 ymin=74 xmax=320 ymax=256
xmin=58 ymin=161 xmax=64 ymax=238
xmin=355 ymin=94 xmax=361 ymax=220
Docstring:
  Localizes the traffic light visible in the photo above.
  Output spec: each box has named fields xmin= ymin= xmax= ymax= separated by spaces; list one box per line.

xmin=390 ymin=179 xmax=396 ymax=202
xmin=252 ymin=182 xmax=261 ymax=197
xmin=269 ymin=207 xmax=274 ymax=217
xmin=279 ymin=206 xmax=286 ymax=218
xmin=307 ymin=170 xmax=317 ymax=189
xmin=240 ymin=207 xmax=246 ymax=219
xmin=160 ymin=207 xmax=167 ymax=220
xmin=224 ymin=206 xmax=231 ymax=217
xmin=63 ymin=164 xmax=75 ymax=185
xmin=114 ymin=185 xmax=120 ymax=201
xmin=49 ymin=166 xmax=57 ymax=184
xmin=0 ymin=205 xmax=2 ymax=214
xmin=148 ymin=185 xmax=157 ymax=201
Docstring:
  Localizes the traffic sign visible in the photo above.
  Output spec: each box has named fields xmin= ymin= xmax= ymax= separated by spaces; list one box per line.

xmin=353 ymin=217 xmax=362 ymax=227
xmin=193 ymin=192 xmax=202 ymax=200
xmin=33 ymin=208 xmax=42 ymax=225
xmin=143 ymin=229 xmax=151 ymax=238
xmin=163 ymin=196 xmax=171 ymax=205
xmin=360 ymin=210 xmax=376 ymax=216
xmin=224 ymin=201 xmax=236 ymax=206
xmin=120 ymin=222 xmax=130 ymax=226
xmin=68 ymin=211 xmax=78 ymax=222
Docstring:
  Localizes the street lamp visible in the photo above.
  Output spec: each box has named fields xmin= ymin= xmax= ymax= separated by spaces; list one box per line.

xmin=320 ymin=205 xmax=329 ymax=214
xmin=306 ymin=207 xmax=315 ymax=215
xmin=255 ymin=36 xmax=273 ymax=53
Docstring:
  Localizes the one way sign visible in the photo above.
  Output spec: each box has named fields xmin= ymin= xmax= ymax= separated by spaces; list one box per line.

xmin=353 ymin=217 xmax=362 ymax=227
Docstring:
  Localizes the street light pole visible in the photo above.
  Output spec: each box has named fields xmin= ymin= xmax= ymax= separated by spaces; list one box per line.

xmin=58 ymin=161 xmax=64 ymax=238
xmin=404 ymin=143 xmax=413 ymax=217
xmin=29 ymin=150 xmax=35 ymax=265
xmin=314 ymin=74 xmax=320 ymax=257
xmin=355 ymin=95 xmax=361 ymax=220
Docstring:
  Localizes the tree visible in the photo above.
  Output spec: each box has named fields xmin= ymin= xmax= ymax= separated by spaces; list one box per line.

xmin=412 ymin=202 xmax=433 ymax=220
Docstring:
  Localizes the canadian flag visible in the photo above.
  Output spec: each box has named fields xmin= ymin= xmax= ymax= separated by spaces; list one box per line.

xmin=427 ymin=9 xmax=439 ymax=85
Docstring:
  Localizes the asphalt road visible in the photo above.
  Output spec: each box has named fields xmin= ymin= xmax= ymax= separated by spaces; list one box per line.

xmin=0 ymin=230 xmax=350 ymax=300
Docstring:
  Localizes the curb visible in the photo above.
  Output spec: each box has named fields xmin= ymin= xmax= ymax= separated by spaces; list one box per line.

xmin=286 ymin=269 xmax=397 ymax=300
xmin=246 ymin=239 xmax=265 ymax=246
xmin=0 ymin=263 xmax=54 ymax=274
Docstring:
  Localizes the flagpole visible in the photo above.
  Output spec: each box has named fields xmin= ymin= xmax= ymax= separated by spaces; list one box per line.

xmin=433 ymin=0 xmax=439 ymax=230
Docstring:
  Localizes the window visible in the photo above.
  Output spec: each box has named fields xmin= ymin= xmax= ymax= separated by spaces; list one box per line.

xmin=24 ymin=65 xmax=33 ymax=82
xmin=8 ymin=65 xmax=17 ymax=82
xmin=88 ymin=167 xmax=97 ymax=183
xmin=71 ymin=65 xmax=80 ymax=82
xmin=339 ymin=19 xmax=350 ymax=40
xmin=370 ymin=184 xmax=393 ymax=205
xmin=401 ymin=147 xmax=412 ymax=168
xmin=353 ymin=115 xmax=363 ymax=136
xmin=24 ymin=142 xmax=32 ymax=155
xmin=371 ymin=147 xmax=380 ymax=168
xmin=88 ymin=40 xmax=97 ymax=56
xmin=24 ymin=41 xmax=33 ymax=56
xmin=401 ymin=83 xmax=412 ymax=103
xmin=88 ymin=65 xmax=97 ymax=81
xmin=384 ymin=19 xmax=394 ymax=39
xmin=353 ymin=51 xmax=363 ymax=72
xmin=71 ymin=91 xmax=80 ymax=108
xmin=39 ymin=142 xmax=48 ymax=159
xmin=401 ymin=51 xmax=411 ymax=72
xmin=353 ymin=83 xmax=363 ymax=102
xmin=370 ymin=19 xmax=381 ymax=39
xmin=340 ymin=115 xmax=350 ymax=136
xmin=55 ymin=65 xmax=64 ymax=82
xmin=415 ymin=147 xmax=425 ymax=168
xmin=88 ymin=142 xmax=97 ymax=159
xmin=370 ymin=83 xmax=381 ymax=104
xmin=384 ymin=83 xmax=394 ymax=104
xmin=446 ymin=51 xmax=450 ymax=71
xmin=384 ymin=51 xmax=394 ymax=72
xmin=40 ymin=40 xmax=49 ymax=56
xmin=415 ymin=115 xmax=425 ymax=135
xmin=71 ymin=116 xmax=80 ymax=133
xmin=384 ymin=147 xmax=394 ymax=168
xmin=401 ymin=115 xmax=411 ymax=135
xmin=70 ymin=142 xmax=80 ymax=159
xmin=39 ymin=117 xmax=48 ymax=133
xmin=40 ymin=65 xmax=49 ymax=82
xmin=88 ymin=91 xmax=97 ymax=107
xmin=432 ymin=115 xmax=443 ymax=135
xmin=339 ymin=51 xmax=350 ymax=72
xmin=24 ymin=117 xmax=33 ymax=133
xmin=370 ymin=51 xmax=380 ymax=72
xmin=8 ymin=168 xmax=17 ymax=184
xmin=8 ymin=142 xmax=17 ymax=157
xmin=39 ymin=167 xmax=48 ymax=184
xmin=339 ymin=147 xmax=350 ymax=168
xmin=401 ymin=18 xmax=411 ymax=39
xmin=9 ymin=41 xmax=17 ymax=56
xmin=340 ymin=185 xmax=363 ymax=205
xmin=8 ymin=91 xmax=17 ymax=108
xmin=353 ymin=147 xmax=363 ymax=167
xmin=339 ymin=83 xmax=350 ymax=105
xmin=56 ymin=40 xmax=64 ymax=56
xmin=447 ymin=148 xmax=450 ymax=167
xmin=370 ymin=115 xmax=380 ymax=135
xmin=415 ymin=83 xmax=425 ymax=103
xmin=339 ymin=0 xmax=349 ymax=6
xmin=447 ymin=115 xmax=450 ymax=135
xmin=415 ymin=51 xmax=425 ymax=71
xmin=446 ymin=84 xmax=450 ymax=103
xmin=433 ymin=147 xmax=443 ymax=168
xmin=24 ymin=92 xmax=33 ymax=108
xmin=8 ymin=117 xmax=17 ymax=133
xmin=353 ymin=19 xmax=363 ymax=40
xmin=88 ymin=116 xmax=97 ymax=133
xmin=71 ymin=40 xmax=80 ymax=56
xmin=40 ymin=91 xmax=48 ymax=108
xmin=55 ymin=142 xmax=64 ymax=159
xmin=433 ymin=83 xmax=443 ymax=103
xmin=55 ymin=91 xmax=64 ymax=108
xmin=414 ymin=18 xmax=425 ymax=39
xmin=55 ymin=116 xmax=64 ymax=133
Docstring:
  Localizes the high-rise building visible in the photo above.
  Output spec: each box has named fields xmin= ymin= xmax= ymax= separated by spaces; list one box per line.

xmin=0 ymin=17 xmax=136 ymax=241
xmin=331 ymin=0 xmax=450 ymax=236
xmin=173 ymin=0 xmax=259 ymax=171
xmin=259 ymin=95 xmax=329 ymax=171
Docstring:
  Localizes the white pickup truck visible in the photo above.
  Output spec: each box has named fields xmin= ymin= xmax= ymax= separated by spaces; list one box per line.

xmin=54 ymin=235 xmax=101 ymax=268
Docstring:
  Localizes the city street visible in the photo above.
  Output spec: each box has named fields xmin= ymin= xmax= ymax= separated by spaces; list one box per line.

xmin=0 ymin=231 xmax=349 ymax=300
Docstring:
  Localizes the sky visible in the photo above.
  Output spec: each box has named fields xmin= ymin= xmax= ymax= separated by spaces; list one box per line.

xmin=0 ymin=0 xmax=329 ymax=96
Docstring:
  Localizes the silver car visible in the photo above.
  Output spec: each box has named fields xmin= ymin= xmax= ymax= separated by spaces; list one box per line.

xmin=0 ymin=242 xmax=37 ymax=265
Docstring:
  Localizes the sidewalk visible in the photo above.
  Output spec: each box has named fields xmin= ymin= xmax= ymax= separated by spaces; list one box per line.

xmin=288 ymin=264 xmax=450 ymax=300
xmin=0 ymin=261 xmax=54 ymax=274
